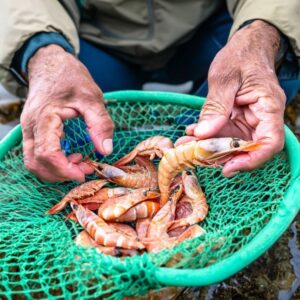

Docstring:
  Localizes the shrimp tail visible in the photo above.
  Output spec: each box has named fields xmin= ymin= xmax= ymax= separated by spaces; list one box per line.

xmin=46 ymin=198 xmax=69 ymax=215
xmin=168 ymin=219 xmax=190 ymax=231
xmin=113 ymin=150 xmax=138 ymax=166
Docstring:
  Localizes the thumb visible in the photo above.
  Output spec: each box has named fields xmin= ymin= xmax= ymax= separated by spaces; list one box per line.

xmin=194 ymin=75 xmax=240 ymax=139
xmin=78 ymin=103 xmax=115 ymax=155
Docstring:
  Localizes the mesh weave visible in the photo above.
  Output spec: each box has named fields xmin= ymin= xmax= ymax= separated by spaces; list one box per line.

xmin=0 ymin=101 xmax=290 ymax=299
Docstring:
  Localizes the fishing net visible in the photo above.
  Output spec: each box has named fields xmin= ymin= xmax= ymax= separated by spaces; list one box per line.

xmin=0 ymin=91 xmax=298 ymax=299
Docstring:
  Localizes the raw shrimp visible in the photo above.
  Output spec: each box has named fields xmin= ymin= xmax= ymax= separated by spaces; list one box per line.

xmin=114 ymin=136 xmax=174 ymax=166
xmin=98 ymin=188 xmax=159 ymax=221
xmin=46 ymin=180 xmax=108 ymax=215
xmin=168 ymin=170 xmax=208 ymax=230
xmin=158 ymin=137 xmax=261 ymax=205
xmin=86 ymin=159 xmax=158 ymax=189
xmin=115 ymin=201 xmax=160 ymax=222
xmin=71 ymin=203 xmax=145 ymax=250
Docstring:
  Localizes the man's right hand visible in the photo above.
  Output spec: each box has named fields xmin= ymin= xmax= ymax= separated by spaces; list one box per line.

xmin=21 ymin=45 xmax=114 ymax=182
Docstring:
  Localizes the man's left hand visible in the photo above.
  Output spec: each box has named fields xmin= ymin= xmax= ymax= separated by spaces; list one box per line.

xmin=177 ymin=20 xmax=286 ymax=177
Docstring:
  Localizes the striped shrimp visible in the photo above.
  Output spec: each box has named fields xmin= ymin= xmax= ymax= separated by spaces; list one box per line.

xmin=136 ymin=218 xmax=151 ymax=241
xmin=168 ymin=170 xmax=208 ymax=230
xmin=86 ymin=158 xmax=158 ymax=189
xmin=115 ymin=201 xmax=160 ymax=222
xmin=144 ymin=184 xmax=183 ymax=253
xmin=158 ymin=137 xmax=261 ymax=206
xmin=98 ymin=188 xmax=159 ymax=221
xmin=113 ymin=136 xmax=174 ymax=166
xmin=46 ymin=180 xmax=108 ymax=215
xmin=75 ymin=231 xmax=138 ymax=257
xmin=71 ymin=203 xmax=145 ymax=250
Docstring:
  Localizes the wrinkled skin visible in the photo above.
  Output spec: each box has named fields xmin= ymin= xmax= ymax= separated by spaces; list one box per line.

xmin=23 ymin=21 xmax=285 ymax=182
xmin=21 ymin=45 xmax=114 ymax=182
xmin=176 ymin=20 xmax=285 ymax=177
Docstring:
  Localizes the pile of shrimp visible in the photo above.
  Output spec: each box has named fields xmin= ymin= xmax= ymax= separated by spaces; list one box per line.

xmin=47 ymin=136 xmax=260 ymax=256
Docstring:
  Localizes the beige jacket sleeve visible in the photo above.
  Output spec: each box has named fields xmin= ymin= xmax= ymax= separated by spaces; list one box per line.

xmin=0 ymin=0 xmax=79 ymax=96
xmin=227 ymin=0 xmax=300 ymax=65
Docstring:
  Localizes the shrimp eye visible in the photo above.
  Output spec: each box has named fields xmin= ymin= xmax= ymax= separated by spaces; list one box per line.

xmin=174 ymin=185 xmax=180 ymax=192
xmin=231 ymin=138 xmax=240 ymax=148
xmin=186 ymin=170 xmax=192 ymax=175
xmin=143 ymin=191 xmax=148 ymax=196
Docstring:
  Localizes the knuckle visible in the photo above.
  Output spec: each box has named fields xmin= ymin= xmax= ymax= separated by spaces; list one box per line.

xmin=202 ymin=96 xmax=228 ymax=116
xmin=23 ymin=158 xmax=37 ymax=174
xmin=20 ymin=113 xmax=31 ymax=128
xmin=35 ymin=149 xmax=54 ymax=163
xmin=89 ymin=106 xmax=115 ymax=130
xmin=80 ymin=86 xmax=103 ymax=101
xmin=275 ymin=86 xmax=286 ymax=103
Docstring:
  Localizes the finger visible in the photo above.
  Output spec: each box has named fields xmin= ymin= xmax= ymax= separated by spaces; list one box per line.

xmin=186 ymin=124 xmax=197 ymax=136
xmin=224 ymin=93 xmax=285 ymax=177
xmin=235 ymin=91 xmax=261 ymax=106
xmin=34 ymin=114 xmax=86 ymax=182
xmin=222 ymin=145 xmax=275 ymax=177
xmin=194 ymin=69 xmax=241 ymax=139
xmin=78 ymin=162 xmax=95 ymax=174
xmin=67 ymin=153 xmax=83 ymax=163
xmin=76 ymin=102 xmax=114 ymax=156
xmin=67 ymin=153 xmax=94 ymax=174
xmin=23 ymin=131 xmax=68 ymax=181
xmin=223 ymin=133 xmax=284 ymax=177
xmin=175 ymin=136 xmax=199 ymax=147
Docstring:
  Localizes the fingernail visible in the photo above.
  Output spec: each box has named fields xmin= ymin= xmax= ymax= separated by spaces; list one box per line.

xmin=194 ymin=121 xmax=210 ymax=137
xmin=103 ymin=139 xmax=113 ymax=155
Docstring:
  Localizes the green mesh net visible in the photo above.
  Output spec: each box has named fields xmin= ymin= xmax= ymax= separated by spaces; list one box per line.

xmin=0 ymin=97 xmax=293 ymax=299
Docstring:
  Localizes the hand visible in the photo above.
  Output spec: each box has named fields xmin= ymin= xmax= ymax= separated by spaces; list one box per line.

xmin=177 ymin=21 xmax=286 ymax=177
xmin=21 ymin=45 xmax=114 ymax=182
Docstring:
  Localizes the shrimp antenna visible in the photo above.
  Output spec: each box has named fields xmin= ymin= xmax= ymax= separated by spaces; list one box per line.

xmin=83 ymin=148 xmax=96 ymax=161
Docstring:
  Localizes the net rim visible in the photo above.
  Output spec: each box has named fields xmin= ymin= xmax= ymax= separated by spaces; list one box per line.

xmin=1 ymin=90 xmax=300 ymax=287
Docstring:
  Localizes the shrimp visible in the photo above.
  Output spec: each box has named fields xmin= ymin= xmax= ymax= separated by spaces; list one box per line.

xmin=75 ymin=231 xmax=138 ymax=257
xmin=158 ymin=137 xmax=261 ymax=205
xmin=46 ymin=180 xmax=108 ymax=215
xmin=115 ymin=201 xmax=160 ymax=222
xmin=71 ymin=203 xmax=145 ymax=250
xmin=86 ymin=159 xmax=158 ymax=189
xmin=79 ymin=187 xmax=130 ymax=204
xmin=108 ymin=222 xmax=137 ymax=237
xmin=75 ymin=231 xmax=119 ymax=256
xmin=118 ymin=156 xmax=156 ymax=173
xmin=108 ymin=223 xmax=140 ymax=256
xmin=168 ymin=170 xmax=208 ymax=230
xmin=98 ymin=188 xmax=160 ymax=221
xmin=147 ymin=224 xmax=205 ymax=254
xmin=136 ymin=218 xmax=151 ymax=240
xmin=165 ymin=225 xmax=206 ymax=264
xmin=145 ymin=184 xmax=183 ymax=252
xmin=113 ymin=136 xmax=174 ymax=166
xmin=65 ymin=187 xmax=130 ymax=215
xmin=175 ymin=224 xmax=206 ymax=244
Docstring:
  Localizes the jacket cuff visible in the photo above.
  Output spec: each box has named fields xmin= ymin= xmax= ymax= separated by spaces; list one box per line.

xmin=10 ymin=32 xmax=75 ymax=84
